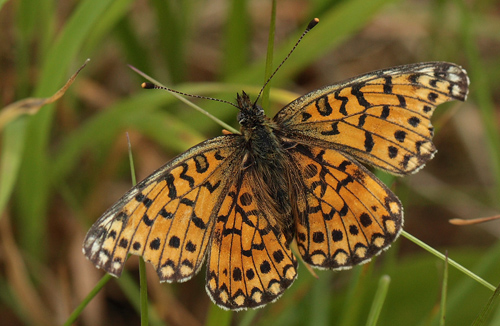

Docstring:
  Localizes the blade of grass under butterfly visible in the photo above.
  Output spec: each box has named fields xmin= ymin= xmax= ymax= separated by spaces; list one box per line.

xmin=402 ymin=231 xmax=495 ymax=291
xmin=118 ymin=272 xmax=165 ymax=326
xmin=440 ymin=253 xmax=449 ymax=326
xmin=308 ymin=269 xmax=334 ymax=326
xmin=206 ymin=306 xmax=232 ymax=326
xmin=471 ymin=283 xmax=500 ymax=326
xmin=126 ymin=133 xmax=149 ymax=326
xmin=365 ymin=275 xmax=391 ymax=326
xmin=63 ymin=274 xmax=113 ymax=326
xmin=338 ymin=265 xmax=371 ymax=326
xmin=442 ymin=241 xmax=500 ymax=325
xmin=238 ymin=309 xmax=259 ymax=326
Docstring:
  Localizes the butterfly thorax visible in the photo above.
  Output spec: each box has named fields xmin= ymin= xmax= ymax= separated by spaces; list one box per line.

xmin=236 ymin=92 xmax=295 ymax=242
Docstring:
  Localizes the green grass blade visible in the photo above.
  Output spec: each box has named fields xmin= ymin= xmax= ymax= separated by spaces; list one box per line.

xmin=118 ymin=272 xmax=165 ymax=326
xmin=139 ymin=257 xmax=149 ymax=326
xmin=150 ymin=0 xmax=190 ymax=83
xmin=338 ymin=266 xmax=370 ymax=326
xmin=0 ymin=119 xmax=26 ymax=217
xmin=222 ymin=0 xmax=250 ymax=78
xmin=472 ymin=283 xmax=500 ymax=326
xmin=402 ymin=231 xmax=495 ymax=291
xmin=366 ymin=275 xmax=391 ymax=326
xmin=457 ymin=0 xmax=500 ymax=198
xmin=16 ymin=0 xmax=115 ymax=257
xmin=206 ymin=305 xmax=232 ymax=326
xmin=237 ymin=309 xmax=258 ymax=326
xmin=440 ymin=254 xmax=449 ymax=326
xmin=432 ymin=240 xmax=500 ymax=326
xmin=228 ymin=0 xmax=401 ymax=86
xmin=63 ymin=274 xmax=113 ymax=326
xmin=261 ymin=0 xmax=277 ymax=111
xmin=83 ymin=0 xmax=136 ymax=59
xmin=127 ymin=134 xmax=149 ymax=326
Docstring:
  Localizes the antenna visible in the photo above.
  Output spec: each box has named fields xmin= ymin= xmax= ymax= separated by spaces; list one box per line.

xmin=253 ymin=18 xmax=319 ymax=106
xmin=140 ymin=18 xmax=319 ymax=111
xmin=141 ymin=82 xmax=240 ymax=109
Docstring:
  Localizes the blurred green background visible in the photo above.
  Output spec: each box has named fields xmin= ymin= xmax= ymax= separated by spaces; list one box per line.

xmin=0 ymin=0 xmax=499 ymax=325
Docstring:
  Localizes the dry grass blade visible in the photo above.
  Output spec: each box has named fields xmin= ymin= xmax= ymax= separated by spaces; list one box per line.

xmin=449 ymin=215 xmax=500 ymax=226
xmin=0 ymin=59 xmax=89 ymax=131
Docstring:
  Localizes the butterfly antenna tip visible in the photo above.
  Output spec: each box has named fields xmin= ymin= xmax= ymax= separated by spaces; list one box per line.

xmin=142 ymin=82 xmax=156 ymax=89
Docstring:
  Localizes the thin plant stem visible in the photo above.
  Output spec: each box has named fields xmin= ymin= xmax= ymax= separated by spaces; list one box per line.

xmin=366 ymin=275 xmax=391 ymax=326
xmin=63 ymin=274 xmax=113 ymax=326
xmin=127 ymin=133 xmax=149 ymax=325
xmin=402 ymin=231 xmax=495 ymax=291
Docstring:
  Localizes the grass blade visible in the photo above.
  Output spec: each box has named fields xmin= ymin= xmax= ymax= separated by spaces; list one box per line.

xmin=402 ymin=231 xmax=495 ymax=291
xmin=366 ymin=275 xmax=391 ymax=326
xmin=440 ymin=253 xmax=449 ymax=326
xmin=472 ymin=283 xmax=500 ymax=326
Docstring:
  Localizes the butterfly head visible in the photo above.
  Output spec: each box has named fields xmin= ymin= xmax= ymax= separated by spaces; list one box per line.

xmin=236 ymin=91 xmax=266 ymax=130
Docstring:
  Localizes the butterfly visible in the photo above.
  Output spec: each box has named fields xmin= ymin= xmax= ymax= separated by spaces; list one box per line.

xmin=83 ymin=61 xmax=469 ymax=310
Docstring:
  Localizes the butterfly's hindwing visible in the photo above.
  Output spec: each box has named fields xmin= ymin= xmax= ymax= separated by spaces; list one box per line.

xmin=83 ymin=135 xmax=243 ymax=282
xmin=206 ymin=170 xmax=298 ymax=310
xmin=275 ymin=62 xmax=469 ymax=175
xmin=289 ymin=143 xmax=402 ymax=269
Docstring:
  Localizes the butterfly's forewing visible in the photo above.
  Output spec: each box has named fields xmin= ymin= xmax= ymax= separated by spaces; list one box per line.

xmin=275 ymin=62 xmax=469 ymax=176
xmin=206 ymin=170 xmax=298 ymax=310
xmin=288 ymin=144 xmax=402 ymax=269
xmin=83 ymin=135 xmax=242 ymax=282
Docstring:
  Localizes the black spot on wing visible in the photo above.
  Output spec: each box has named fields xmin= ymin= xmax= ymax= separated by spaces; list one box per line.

xmin=179 ymin=163 xmax=194 ymax=187
xmin=364 ymin=131 xmax=374 ymax=152
xmin=383 ymin=76 xmax=392 ymax=94
xmin=352 ymin=84 xmax=370 ymax=109
xmin=316 ymin=95 xmax=333 ymax=116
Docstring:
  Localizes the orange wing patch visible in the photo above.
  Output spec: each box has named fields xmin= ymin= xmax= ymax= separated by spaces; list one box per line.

xmin=206 ymin=172 xmax=297 ymax=310
xmin=290 ymin=143 xmax=402 ymax=269
xmin=83 ymin=136 xmax=242 ymax=282
xmin=275 ymin=62 xmax=469 ymax=175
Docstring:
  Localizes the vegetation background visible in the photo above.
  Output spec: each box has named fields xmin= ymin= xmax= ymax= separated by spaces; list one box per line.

xmin=0 ymin=0 xmax=499 ymax=325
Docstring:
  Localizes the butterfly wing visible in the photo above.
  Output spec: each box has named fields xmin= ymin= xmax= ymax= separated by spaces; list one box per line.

xmin=205 ymin=169 xmax=298 ymax=310
xmin=83 ymin=135 xmax=243 ymax=282
xmin=288 ymin=143 xmax=402 ymax=269
xmin=274 ymin=62 xmax=469 ymax=175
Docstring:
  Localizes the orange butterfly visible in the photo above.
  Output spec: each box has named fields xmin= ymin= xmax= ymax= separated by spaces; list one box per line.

xmin=83 ymin=50 xmax=469 ymax=310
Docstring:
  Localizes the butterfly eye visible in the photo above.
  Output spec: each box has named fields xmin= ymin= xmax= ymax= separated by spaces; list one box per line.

xmin=237 ymin=112 xmax=245 ymax=124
